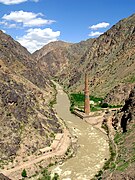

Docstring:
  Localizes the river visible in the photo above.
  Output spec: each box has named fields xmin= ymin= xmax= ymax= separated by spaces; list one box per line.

xmin=52 ymin=82 xmax=109 ymax=180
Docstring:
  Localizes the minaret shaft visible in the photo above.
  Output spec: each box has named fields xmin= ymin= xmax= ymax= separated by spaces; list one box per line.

xmin=84 ymin=73 xmax=90 ymax=115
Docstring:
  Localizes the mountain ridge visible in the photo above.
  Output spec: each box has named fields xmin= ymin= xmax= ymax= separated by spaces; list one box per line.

xmin=33 ymin=13 xmax=135 ymax=105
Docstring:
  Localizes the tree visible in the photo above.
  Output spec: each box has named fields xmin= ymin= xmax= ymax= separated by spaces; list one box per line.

xmin=101 ymin=103 xmax=109 ymax=108
xmin=21 ymin=169 xmax=27 ymax=177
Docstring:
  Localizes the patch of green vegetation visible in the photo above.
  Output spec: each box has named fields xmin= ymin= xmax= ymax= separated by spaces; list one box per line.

xmin=116 ymin=158 xmax=124 ymax=164
xmin=69 ymin=93 xmax=122 ymax=113
xmin=39 ymin=169 xmax=51 ymax=180
xmin=125 ymin=76 xmax=135 ymax=83
xmin=70 ymin=93 xmax=85 ymax=103
xmin=69 ymin=93 xmax=103 ymax=113
xmin=101 ymin=103 xmax=122 ymax=109
xmin=38 ymin=169 xmax=59 ymax=180
xmin=49 ymin=97 xmax=57 ymax=107
xmin=114 ymin=132 xmax=124 ymax=144
xmin=90 ymin=105 xmax=102 ymax=112
xmin=103 ymin=144 xmax=116 ymax=170
xmin=21 ymin=169 xmax=27 ymax=178
xmin=116 ymin=161 xmax=129 ymax=171
xmin=90 ymin=95 xmax=103 ymax=102
xmin=101 ymin=103 xmax=109 ymax=108
xmin=110 ymin=162 xmax=116 ymax=170
xmin=70 ymin=93 xmax=103 ymax=104
xmin=70 ymin=99 xmax=75 ymax=113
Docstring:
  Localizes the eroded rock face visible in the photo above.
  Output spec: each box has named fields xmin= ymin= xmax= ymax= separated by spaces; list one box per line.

xmin=0 ymin=30 xmax=63 ymax=162
xmin=121 ymin=86 xmax=135 ymax=132
xmin=32 ymin=41 xmax=72 ymax=77
xmin=102 ymin=87 xmax=135 ymax=180
xmin=103 ymin=83 xmax=134 ymax=105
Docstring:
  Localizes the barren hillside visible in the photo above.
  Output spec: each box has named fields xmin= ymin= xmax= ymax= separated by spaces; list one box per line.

xmin=0 ymin=30 xmax=63 ymax=165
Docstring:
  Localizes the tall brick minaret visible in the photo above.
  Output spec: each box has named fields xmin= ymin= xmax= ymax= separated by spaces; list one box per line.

xmin=84 ymin=73 xmax=90 ymax=115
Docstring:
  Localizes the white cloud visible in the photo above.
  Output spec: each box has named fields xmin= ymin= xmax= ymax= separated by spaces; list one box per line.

xmin=2 ymin=11 xmax=55 ymax=27
xmin=23 ymin=18 xmax=55 ymax=27
xmin=16 ymin=28 xmax=61 ymax=53
xmin=88 ymin=31 xmax=103 ymax=37
xmin=3 ymin=11 xmax=38 ymax=22
xmin=0 ymin=0 xmax=39 ymax=5
xmin=1 ymin=29 xmax=6 ymax=33
xmin=89 ymin=22 xmax=110 ymax=30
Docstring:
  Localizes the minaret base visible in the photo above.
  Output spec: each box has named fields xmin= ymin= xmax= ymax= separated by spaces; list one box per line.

xmin=73 ymin=108 xmax=92 ymax=119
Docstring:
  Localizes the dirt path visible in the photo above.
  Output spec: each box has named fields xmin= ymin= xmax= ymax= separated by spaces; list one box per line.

xmin=0 ymin=128 xmax=71 ymax=179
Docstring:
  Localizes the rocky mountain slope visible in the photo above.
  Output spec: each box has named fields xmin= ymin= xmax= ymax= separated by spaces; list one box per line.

xmin=32 ymin=41 xmax=72 ymax=77
xmin=0 ymin=30 xmax=63 ymax=165
xmin=33 ymin=14 xmax=135 ymax=105
xmin=102 ymin=86 xmax=135 ymax=180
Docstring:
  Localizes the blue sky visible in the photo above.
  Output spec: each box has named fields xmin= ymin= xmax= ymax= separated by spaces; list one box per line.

xmin=0 ymin=0 xmax=134 ymax=53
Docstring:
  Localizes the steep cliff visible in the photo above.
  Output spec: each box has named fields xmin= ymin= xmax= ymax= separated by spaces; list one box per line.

xmin=102 ymin=87 xmax=135 ymax=180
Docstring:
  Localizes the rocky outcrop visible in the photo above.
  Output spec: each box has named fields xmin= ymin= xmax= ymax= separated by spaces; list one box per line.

xmin=121 ymin=86 xmax=135 ymax=132
xmin=102 ymin=87 xmax=135 ymax=180
xmin=103 ymin=83 xmax=135 ymax=105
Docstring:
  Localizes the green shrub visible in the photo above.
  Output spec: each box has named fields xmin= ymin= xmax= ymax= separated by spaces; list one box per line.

xmin=116 ymin=162 xmax=129 ymax=171
xmin=101 ymin=103 xmax=109 ymax=108
xmin=40 ymin=169 xmax=51 ymax=180
xmin=21 ymin=169 xmax=27 ymax=177
xmin=39 ymin=169 xmax=59 ymax=180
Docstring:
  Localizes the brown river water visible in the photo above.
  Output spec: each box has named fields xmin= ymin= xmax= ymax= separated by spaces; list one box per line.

xmin=52 ymin=82 xmax=109 ymax=180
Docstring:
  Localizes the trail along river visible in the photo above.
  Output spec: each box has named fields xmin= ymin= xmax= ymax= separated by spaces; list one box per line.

xmin=52 ymin=82 xmax=110 ymax=180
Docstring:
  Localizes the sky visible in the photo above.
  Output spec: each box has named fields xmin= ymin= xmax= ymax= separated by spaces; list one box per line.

xmin=0 ymin=0 xmax=135 ymax=53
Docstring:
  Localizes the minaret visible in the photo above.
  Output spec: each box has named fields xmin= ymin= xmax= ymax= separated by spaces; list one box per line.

xmin=84 ymin=73 xmax=90 ymax=115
